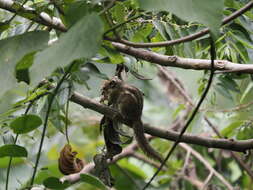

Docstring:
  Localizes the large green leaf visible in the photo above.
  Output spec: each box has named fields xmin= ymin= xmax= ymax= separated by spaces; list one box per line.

xmin=139 ymin=0 xmax=223 ymax=36
xmin=10 ymin=114 xmax=42 ymax=134
xmin=80 ymin=174 xmax=107 ymax=190
xmin=43 ymin=177 xmax=70 ymax=189
xmin=0 ymin=145 xmax=28 ymax=158
xmin=0 ymin=31 xmax=49 ymax=97
xmin=31 ymin=13 xmax=103 ymax=85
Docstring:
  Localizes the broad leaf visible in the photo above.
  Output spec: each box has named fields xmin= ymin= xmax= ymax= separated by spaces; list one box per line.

xmin=10 ymin=114 xmax=42 ymax=134
xmin=43 ymin=177 xmax=70 ymax=189
xmin=80 ymin=174 xmax=107 ymax=190
xmin=139 ymin=0 xmax=223 ymax=36
xmin=64 ymin=1 xmax=89 ymax=27
xmin=0 ymin=31 xmax=49 ymax=97
xmin=31 ymin=13 xmax=103 ymax=85
xmin=0 ymin=145 xmax=28 ymax=157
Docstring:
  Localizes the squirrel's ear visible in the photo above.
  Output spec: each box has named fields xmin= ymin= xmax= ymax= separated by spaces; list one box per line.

xmin=109 ymin=80 xmax=117 ymax=88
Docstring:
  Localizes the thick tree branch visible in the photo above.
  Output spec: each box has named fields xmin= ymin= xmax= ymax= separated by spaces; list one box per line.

xmin=112 ymin=42 xmax=253 ymax=73
xmin=70 ymin=91 xmax=253 ymax=152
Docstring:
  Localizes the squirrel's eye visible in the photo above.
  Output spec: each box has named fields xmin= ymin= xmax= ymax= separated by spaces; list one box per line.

xmin=109 ymin=81 xmax=116 ymax=87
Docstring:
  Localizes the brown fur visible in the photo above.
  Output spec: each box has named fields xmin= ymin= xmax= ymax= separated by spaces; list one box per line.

xmin=101 ymin=76 xmax=163 ymax=163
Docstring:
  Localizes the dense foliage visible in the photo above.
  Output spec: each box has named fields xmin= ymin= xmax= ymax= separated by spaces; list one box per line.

xmin=0 ymin=0 xmax=253 ymax=189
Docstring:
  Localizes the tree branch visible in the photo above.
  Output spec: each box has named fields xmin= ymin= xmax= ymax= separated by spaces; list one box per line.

xmin=69 ymin=91 xmax=253 ymax=152
xmin=112 ymin=42 xmax=253 ymax=73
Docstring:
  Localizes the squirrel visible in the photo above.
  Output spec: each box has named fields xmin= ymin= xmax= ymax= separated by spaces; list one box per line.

xmin=101 ymin=76 xmax=163 ymax=163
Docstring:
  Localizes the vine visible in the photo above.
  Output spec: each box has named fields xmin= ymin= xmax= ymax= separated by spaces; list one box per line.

xmin=143 ymin=36 xmax=216 ymax=189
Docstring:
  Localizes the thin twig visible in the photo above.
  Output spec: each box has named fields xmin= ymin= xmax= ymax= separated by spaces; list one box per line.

xmin=99 ymin=0 xmax=117 ymax=15
xmin=181 ymin=149 xmax=191 ymax=173
xmin=132 ymin=152 xmax=163 ymax=170
xmin=64 ymin=83 xmax=71 ymax=144
xmin=5 ymin=0 xmax=29 ymax=24
xmin=5 ymin=134 xmax=18 ymax=190
xmin=204 ymin=100 xmax=253 ymax=113
xmin=104 ymin=13 xmax=145 ymax=36
xmin=201 ymin=172 xmax=213 ymax=190
xmin=180 ymin=143 xmax=233 ymax=190
xmin=50 ymin=0 xmax=65 ymax=15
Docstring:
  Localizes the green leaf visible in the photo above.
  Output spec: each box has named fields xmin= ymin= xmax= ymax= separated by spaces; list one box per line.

xmin=16 ymin=52 xmax=36 ymax=70
xmin=153 ymin=20 xmax=170 ymax=40
xmin=0 ymin=22 xmax=10 ymax=33
xmin=10 ymin=114 xmax=42 ymax=134
xmin=80 ymin=174 xmax=107 ymax=190
xmin=31 ymin=13 xmax=103 ymax=85
xmin=0 ymin=157 xmax=24 ymax=168
xmin=43 ymin=177 xmax=70 ymax=189
xmin=220 ymin=121 xmax=243 ymax=137
xmin=218 ymin=76 xmax=240 ymax=93
xmin=101 ymin=45 xmax=124 ymax=64
xmin=228 ymin=161 xmax=241 ymax=182
xmin=214 ymin=83 xmax=233 ymax=100
xmin=139 ymin=0 xmax=223 ymax=36
xmin=0 ymin=31 xmax=49 ymax=97
xmin=83 ymin=63 xmax=109 ymax=79
xmin=0 ymin=145 xmax=28 ymax=157
xmin=237 ymin=122 xmax=253 ymax=140
xmin=15 ymin=49 xmax=36 ymax=84
xmin=240 ymin=83 xmax=253 ymax=103
xmin=111 ymin=2 xmax=126 ymax=23
xmin=64 ymin=1 xmax=89 ymax=27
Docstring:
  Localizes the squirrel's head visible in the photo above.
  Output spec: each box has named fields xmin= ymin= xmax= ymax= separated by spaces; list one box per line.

xmin=100 ymin=76 xmax=123 ymax=103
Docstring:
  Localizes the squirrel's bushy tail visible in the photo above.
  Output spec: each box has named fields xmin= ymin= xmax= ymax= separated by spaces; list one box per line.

xmin=133 ymin=120 xmax=164 ymax=163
